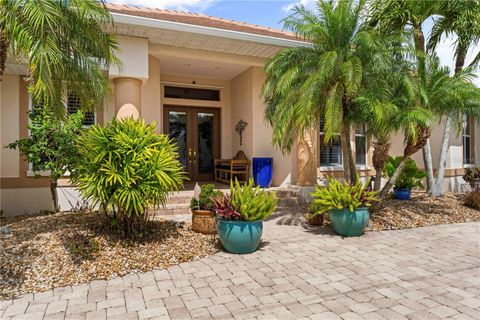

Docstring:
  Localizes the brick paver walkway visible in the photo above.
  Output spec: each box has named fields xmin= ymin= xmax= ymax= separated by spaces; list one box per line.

xmin=1 ymin=218 xmax=479 ymax=320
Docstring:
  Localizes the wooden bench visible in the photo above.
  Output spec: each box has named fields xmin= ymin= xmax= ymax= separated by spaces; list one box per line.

xmin=214 ymin=159 xmax=250 ymax=184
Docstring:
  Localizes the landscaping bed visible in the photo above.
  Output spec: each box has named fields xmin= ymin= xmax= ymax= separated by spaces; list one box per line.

xmin=0 ymin=211 xmax=217 ymax=299
xmin=369 ymin=192 xmax=480 ymax=231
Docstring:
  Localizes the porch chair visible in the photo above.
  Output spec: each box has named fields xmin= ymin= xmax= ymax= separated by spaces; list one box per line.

xmin=214 ymin=151 xmax=250 ymax=184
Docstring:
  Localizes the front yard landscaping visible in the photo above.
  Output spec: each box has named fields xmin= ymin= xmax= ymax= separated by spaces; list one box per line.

xmin=0 ymin=212 xmax=217 ymax=299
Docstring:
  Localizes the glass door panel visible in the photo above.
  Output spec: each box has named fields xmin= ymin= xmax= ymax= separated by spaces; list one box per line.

xmin=197 ymin=112 xmax=214 ymax=174
xmin=167 ymin=111 xmax=188 ymax=168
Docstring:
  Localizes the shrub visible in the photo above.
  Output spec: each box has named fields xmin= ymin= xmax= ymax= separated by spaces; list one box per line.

xmin=311 ymin=178 xmax=379 ymax=212
xmin=383 ymin=156 xmax=427 ymax=190
xmin=71 ymin=118 xmax=185 ymax=236
xmin=464 ymin=191 xmax=480 ymax=210
xmin=190 ymin=184 xmax=223 ymax=210
xmin=7 ymin=107 xmax=84 ymax=212
xmin=214 ymin=179 xmax=277 ymax=221
xmin=463 ymin=166 xmax=480 ymax=189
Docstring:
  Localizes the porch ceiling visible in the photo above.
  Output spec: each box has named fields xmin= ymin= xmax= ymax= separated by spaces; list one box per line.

xmin=158 ymin=55 xmax=251 ymax=80
xmin=111 ymin=23 xmax=284 ymax=59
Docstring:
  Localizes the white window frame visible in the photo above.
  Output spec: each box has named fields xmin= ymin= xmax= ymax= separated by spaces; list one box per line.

xmin=319 ymin=118 xmax=343 ymax=169
xmin=26 ymin=93 xmax=96 ymax=177
xmin=355 ymin=125 xmax=368 ymax=167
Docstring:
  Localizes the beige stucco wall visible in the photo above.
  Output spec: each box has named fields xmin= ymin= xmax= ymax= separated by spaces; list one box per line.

xmin=231 ymin=68 xmax=254 ymax=158
xmin=109 ymin=35 xmax=149 ymax=81
xmin=1 ymin=75 xmax=20 ymax=178
xmin=141 ymin=55 xmax=162 ymax=132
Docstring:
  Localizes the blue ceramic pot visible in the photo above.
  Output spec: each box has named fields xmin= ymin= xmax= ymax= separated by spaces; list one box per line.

xmin=329 ymin=207 xmax=369 ymax=237
xmin=218 ymin=219 xmax=263 ymax=254
xmin=394 ymin=188 xmax=411 ymax=200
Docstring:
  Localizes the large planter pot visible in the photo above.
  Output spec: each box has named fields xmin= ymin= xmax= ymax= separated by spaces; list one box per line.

xmin=329 ymin=207 xmax=369 ymax=237
xmin=191 ymin=210 xmax=215 ymax=234
xmin=307 ymin=214 xmax=324 ymax=226
xmin=394 ymin=188 xmax=411 ymax=200
xmin=218 ymin=219 xmax=263 ymax=254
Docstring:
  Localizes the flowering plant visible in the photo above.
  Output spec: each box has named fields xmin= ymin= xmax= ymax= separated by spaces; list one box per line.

xmin=213 ymin=194 xmax=241 ymax=220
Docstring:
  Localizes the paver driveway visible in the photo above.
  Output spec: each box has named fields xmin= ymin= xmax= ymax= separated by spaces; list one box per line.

xmin=1 ymin=217 xmax=479 ymax=320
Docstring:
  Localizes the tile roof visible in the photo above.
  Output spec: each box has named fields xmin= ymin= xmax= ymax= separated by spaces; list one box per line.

xmin=106 ymin=3 xmax=300 ymax=41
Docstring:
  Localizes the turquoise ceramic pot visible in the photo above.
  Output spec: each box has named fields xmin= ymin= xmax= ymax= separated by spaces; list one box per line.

xmin=218 ymin=219 xmax=263 ymax=254
xmin=329 ymin=207 xmax=369 ymax=237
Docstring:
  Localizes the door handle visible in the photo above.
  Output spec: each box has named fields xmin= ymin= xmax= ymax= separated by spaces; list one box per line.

xmin=188 ymin=148 xmax=192 ymax=164
xmin=193 ymin=148 xmax=197 ymax=164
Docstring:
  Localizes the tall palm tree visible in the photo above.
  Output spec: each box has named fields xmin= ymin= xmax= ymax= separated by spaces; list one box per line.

xmin=370 ymin=0 xmax=441 ymax=192
xmin=0 ymin=0 xmax=120 ymax=111
xmin=427 ymin=0 xmax=480 ymax=197
xmin=263 ymin=0 xmax=390 ymax=183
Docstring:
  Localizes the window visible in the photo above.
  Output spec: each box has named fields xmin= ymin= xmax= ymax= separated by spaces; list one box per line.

xmin=355 ymin=125 xmax=367 ymax=165
xmin=67 ymin=92 xmax=95 ymax=126
xmin=164 ymin=86 xmax=220 ymax=101
xmin=463 ymin=115 xmax=474 ymax=164
xmin=319 ymin=117 xmax=342 ymax=166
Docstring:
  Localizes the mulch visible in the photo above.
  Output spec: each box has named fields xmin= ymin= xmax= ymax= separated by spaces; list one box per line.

xmin=0 ymin=212 xmax=218 ymax=299
xmin=368 ymin=192 xmax=480 ymax=231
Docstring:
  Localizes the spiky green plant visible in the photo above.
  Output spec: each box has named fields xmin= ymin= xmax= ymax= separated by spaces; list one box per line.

xmin=71 ymin=118 xmax=185 ymax=236
xmin=229 ymin=179 xmax=278 ymax=221
xmin=311 ymin=178 xmax=379 ymax=213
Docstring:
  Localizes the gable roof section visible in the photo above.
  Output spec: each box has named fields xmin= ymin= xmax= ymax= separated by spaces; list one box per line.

xmin=106 ymin=4 xmax=300 ymax=42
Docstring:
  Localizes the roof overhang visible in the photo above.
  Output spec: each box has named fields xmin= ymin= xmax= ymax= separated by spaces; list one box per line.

xmin=111 ymin=12 xmax=312 ymax=49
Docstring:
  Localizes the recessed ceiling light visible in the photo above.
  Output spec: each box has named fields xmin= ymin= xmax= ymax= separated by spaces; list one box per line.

xmin=184 ymin=63 xmax=191 ymax=67
xmin=214 ymin=66 xmax=222 ymax=70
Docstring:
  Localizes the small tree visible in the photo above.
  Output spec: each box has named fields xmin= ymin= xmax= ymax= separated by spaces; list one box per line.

xmin=71 ymin=118 xmax=186 ymax=236
xmin=7 ymin=107 xmax=84 ymax=212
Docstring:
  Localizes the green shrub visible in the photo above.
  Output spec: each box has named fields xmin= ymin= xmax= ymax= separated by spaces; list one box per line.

xmin=383 ymin=156 xmax=427 ymax=190
xmin=71 ymin=118 xmax=185 ymax=236
xmin=190 ymin=184 xmax=223 ymax=210
xmin=311 ymin=178 xmax=379 ymax=212
xmin=464 ymin=191 xmax=480 ymax=210
xmin=229 ymin=179 xmax=278 ymax=221
xmin=463 ymin=166 xmax=480 ymax=189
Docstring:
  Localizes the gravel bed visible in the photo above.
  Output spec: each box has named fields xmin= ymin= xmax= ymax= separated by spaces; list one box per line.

xmin=369 ymin=192 xmax=480 ymax=231
xmin=0 ymin=212 xmax=217 ymax=299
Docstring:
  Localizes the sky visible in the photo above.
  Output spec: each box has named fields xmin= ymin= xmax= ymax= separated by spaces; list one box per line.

xmin=107 ymin=0 xmax=479 ymax=84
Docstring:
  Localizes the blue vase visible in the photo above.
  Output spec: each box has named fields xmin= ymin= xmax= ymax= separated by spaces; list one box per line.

xmin=252 ymin=157 xmax=273 ymax=188
xmin=329 ymin=207 xmax=369 ymax=237
xmin=218 ymin=219 xmax=263 ymax=254
xmin=394 ymin=188 xmax=411 ymax=200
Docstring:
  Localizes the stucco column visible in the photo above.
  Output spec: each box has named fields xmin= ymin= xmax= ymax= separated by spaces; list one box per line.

xmin=114 ymin=78 xmax=142 ymax=120
xmin=295 ymin=128 xmax=318 ymax=186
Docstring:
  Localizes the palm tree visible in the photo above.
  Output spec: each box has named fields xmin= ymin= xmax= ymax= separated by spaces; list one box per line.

xmin=427 ymin=0 xmax=480 ymax=197
xmin=0 ymin=0 xmax=120 ymax=111
xmin=370 ymin=0 xmax=441 ymax=192
xmin=263 ymin=0 xmax=391 ymax=183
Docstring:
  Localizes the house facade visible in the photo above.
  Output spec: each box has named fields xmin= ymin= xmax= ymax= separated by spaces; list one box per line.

xmin=1 ymin=4 xmax=479 ymax=215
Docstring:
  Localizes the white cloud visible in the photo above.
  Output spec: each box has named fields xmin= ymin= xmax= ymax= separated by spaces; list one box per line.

xmin=107 ymin=0 xmax=214 ymax=12
xmin=282 ymin=0 xmax=316 ymax=13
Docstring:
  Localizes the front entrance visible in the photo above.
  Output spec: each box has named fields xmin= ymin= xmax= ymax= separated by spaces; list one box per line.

xmin=163 ymin=106 xmax=220 ymax=181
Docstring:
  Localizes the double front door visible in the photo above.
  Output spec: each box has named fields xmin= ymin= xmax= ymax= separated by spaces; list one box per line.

xmin=163 ymin=106 xmax=220 ymax=181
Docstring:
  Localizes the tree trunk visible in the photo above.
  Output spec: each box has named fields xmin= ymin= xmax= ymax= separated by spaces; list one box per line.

xmin=422 ymin=140 xmax=435 ymax=193
xmin=295 ymin=128 xmax=318 ymax=186
xmin=50 ymin=180 xmax=59 ymax=213
xmin=379 ymin=155 xmax=409 ymax=198
xmin=0 ymin=29 xmax=8 ymax=82
xmin=374 ymin=170 xmax=383 ymax=191
xmin=372 ymin=140 xmax=391 ymax=191
xmin=340 ymin=124 xmax=356 ymax=183
xmin=431 ymin=116 xmax=454 ymax=197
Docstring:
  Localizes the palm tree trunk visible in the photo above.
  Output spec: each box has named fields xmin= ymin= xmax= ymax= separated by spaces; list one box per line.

xmin=341 ymin=124 xmax=356 ymax=183
xmin=372 ymin=140 xmax=390 ymax=191
xmin=0 ymin=29 xmax=8 ymax=82
xmin=296 ymin=128 xmax=318 ymax=186
xmin=431 ymin=116 xmax=453 ymax=197
xmin=374 ymin=170 xmax=383 ymax=191
xmin=50 ymin=180 xmax=59 ymax=213
xmin=379 ymin=155 xmax=408 ymax=198
xmin=422 ymin=140 xmax=435 ymax=193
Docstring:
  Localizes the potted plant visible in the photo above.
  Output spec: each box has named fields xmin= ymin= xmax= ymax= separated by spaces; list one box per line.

xmin=311 ymin=178 xmax=379 ymax=237
xmin=383 ymin=156 xmax=427 ymax=200
xmin=190 ymin=184 xmax=222 ymax=234
xmin=463 ymin=166 xmax=480 ymax=190
xmin=213 ymin=179 xmax=277 ymax=254
xmin=306 ymin=202 xmax=324 ymax=226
